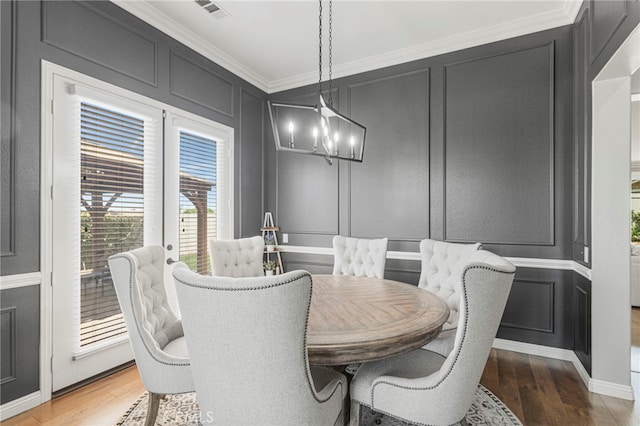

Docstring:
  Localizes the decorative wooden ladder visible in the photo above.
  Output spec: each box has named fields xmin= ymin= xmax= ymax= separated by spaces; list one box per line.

xmin=261 ymin=212 xmax=283 ymax=275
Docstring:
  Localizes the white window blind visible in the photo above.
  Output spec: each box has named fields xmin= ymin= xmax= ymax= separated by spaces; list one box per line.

xmin=79 ymin=102 xmax=144 ymax=347
xmin=179 ymin=131 xmax=218 ymax=275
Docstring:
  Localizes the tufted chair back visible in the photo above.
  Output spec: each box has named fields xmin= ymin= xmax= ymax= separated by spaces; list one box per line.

xmin=418 ymin=239 xmax=482 ymax=332
xmin=108 ymin=246 xmax=193 ymax=425
xmin=173 ymin=267 xmax=347 ymax=425
xmin=332 ymin=235 xmax=388 ymax=279
xmin=208 ymin=236 xmax=265 ymax=277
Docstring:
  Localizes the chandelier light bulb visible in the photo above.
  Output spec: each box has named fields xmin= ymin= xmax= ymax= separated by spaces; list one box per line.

xmin=312 ymin=127 xmax=318 ymax=151
xmin=288 ymin=121 xmax=294 ymax=148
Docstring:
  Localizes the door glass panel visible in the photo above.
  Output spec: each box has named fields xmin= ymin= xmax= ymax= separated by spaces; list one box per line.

xmin=179 ymin=131 xmax=217 ymax=275
xmin=80 ymin=102 xmax=144 ymax=347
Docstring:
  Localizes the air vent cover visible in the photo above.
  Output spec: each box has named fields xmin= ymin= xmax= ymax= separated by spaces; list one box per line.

xmin=194 ymin=0 xmax=228 ymax=17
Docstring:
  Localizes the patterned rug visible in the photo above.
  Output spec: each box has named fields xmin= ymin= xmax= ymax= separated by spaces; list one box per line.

xmin=117 ymin=385 xmax=521 ymax=425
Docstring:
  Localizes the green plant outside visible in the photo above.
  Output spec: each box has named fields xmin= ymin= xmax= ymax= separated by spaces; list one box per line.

xmin=632 ymin=210 xmax=640 ymax=242
xmin=179 ymin=252 xmax=211 ymax=273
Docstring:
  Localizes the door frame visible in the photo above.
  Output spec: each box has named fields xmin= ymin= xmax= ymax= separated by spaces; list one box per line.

xmin=591 ymin=23 xmax=640 ymax=399
xmin=40 ymin=60 xmax=234 ymax=401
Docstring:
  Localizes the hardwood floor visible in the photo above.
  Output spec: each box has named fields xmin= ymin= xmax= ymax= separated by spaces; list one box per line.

xmin=4 ymin=348 xmax=640 ymax=425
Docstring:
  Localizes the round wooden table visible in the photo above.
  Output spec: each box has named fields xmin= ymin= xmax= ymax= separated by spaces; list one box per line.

xmin=307 ymin=274 xmax=450 ymax=366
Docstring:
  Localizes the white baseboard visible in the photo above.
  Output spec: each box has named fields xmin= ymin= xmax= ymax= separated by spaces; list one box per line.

xmin=493 ymin=338 xmax=574 ymax=361
xmin=589 ymin=379 xmax=635 ymax=400
xmin=493 ymin=338 xmax=635 ymax=401
xmin=0 ymin=391 xmax=42 ymax=421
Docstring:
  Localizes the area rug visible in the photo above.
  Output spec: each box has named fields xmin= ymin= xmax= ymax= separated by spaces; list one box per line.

xmin=117 ymin=385 xmax=521 ymax=425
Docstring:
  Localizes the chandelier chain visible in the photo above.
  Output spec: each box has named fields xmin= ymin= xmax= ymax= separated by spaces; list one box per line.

xmin=318 ymin=0 xmax=323 ymax=96
xmin=328 ymin=0 xmax=333 ymax=106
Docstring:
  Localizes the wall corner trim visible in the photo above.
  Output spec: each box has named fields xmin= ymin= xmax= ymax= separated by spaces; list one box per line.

xmin=0 ymin=391 xmax=42 ymax=422
xmin=0 ymin=272 xmax=42 ymax=291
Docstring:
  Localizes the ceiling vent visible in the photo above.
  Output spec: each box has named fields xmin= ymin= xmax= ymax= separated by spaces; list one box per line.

xmin=194 ymin=0 xmax=228 ymax=18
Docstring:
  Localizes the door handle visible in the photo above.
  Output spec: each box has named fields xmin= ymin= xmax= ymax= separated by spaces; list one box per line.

xmin=167 ymin=258 xmax=177 ymax=265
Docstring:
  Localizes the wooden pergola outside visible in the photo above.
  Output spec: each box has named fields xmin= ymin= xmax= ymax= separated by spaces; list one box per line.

xmin=81 ymin=142 xmax=215 ymax=274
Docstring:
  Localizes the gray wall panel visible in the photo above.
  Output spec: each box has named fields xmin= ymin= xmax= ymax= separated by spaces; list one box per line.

xmin=239 ymin=89 xmax=264 ymax=236
xmin=348 ymin=70 xmax=430 ymax=240
xmin=0 ymin=286 xmax=39 ymax=404
xmin=1 ymin=0 xmax=14 ymax=257
xmin=590 ymin=0 xmax=629 ymax=64
xmin=272 ymin=90 xmax=340 ymax=236
xmin=573 ymin=273 xmax=591 ymax=374
xmin=277 ymin=150 xmax=339 ymax=235
xmin=496 ymin=268 xmax=573 ymax=349
xmin=170 ymin=51 xmax=234 ymax=117
xmin=42 ymin=1 xmax=157 ymax=86
xmin=443 ymin=44 xmax=554 ymax=245
xmin=574 ymin=8 xmax=591 ymax=265
xmin=1 ymin=307 xmax=16 ymax=385
xmin=501 ymin=278 xmax=554 ymax=333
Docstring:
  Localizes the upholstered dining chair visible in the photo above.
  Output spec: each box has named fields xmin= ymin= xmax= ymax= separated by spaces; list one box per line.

xmin=208 ymin=235 xmax=264 ymax=277
xmin=172 ymin=266 xmax=347 ymax=425
xmin=418 ymin=238 xmax=482 ymax=356
xmin=332 ymin=235 xmax=388 ymax=279
xmin=349 ymin=250 xmax=515 ymax=426
xmin=108 ymin=246 xmax=193 ymax=426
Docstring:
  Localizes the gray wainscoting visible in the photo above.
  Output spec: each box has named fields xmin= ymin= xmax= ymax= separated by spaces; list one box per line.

xmin=0 ymin=286 xmax=39 ymax=405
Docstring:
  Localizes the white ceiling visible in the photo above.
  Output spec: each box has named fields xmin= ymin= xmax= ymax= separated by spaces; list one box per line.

xmin=113 ymin=0 xmax=583 ymax=93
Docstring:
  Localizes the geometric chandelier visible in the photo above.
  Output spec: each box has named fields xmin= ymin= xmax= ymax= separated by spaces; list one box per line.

xmin=267 ymin=0 xmax=366 ymax=165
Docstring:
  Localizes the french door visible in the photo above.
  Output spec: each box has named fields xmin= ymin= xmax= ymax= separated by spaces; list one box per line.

xmin=46 ymin=64 xmax=233 ymax=391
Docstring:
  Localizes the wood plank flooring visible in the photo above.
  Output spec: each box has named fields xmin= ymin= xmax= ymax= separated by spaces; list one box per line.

xmin=4 ymin=347 xmax=640 ymax=425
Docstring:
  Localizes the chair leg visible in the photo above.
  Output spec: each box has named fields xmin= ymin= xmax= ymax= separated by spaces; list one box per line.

xmin=145 ymin=392 xmax=162 ymax=426
xmin=349 ymin=400 xmax=361 ymax=426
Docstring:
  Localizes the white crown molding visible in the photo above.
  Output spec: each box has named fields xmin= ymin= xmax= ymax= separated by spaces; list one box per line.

xmin=268 ymin=5 xmax=576 ymax=92
xmin=112 ymin=1 xmax=576 ymax=94
xmin=110 ymin=0 xmax=270 ymax=93
xmin=563 ymin=0 xmax=584 ymax=23
xmin=279 ymin=246 xmax=592 ymax=279
xmin=0 ymin=272 xmax=41 ymax=291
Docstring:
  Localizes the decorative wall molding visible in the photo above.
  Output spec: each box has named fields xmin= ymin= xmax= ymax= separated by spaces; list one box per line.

xmin=0 ymin=391 xmax=42 ymax=422
xmin=0 ymin=307 xmax=17 ymax=386
xmin=589 ymin=0 xmax=629 ymax=65
xmin=501 ymin=279 xmax=555 ymax=333
xmin=42 ymin=1 xmax=158 ymax=87
xmin=169 ymin=50 xmax=234 ymax=117
xmin=111 ymin=0 xmax=269 ymax=92
xmin=441 ymin=42 xmax=555 ymax=246
xmin=0 ymin=0 xmax=16 ymax=258
xmin=279 ymin=246 xmax=593 ymax=279
xmin=0 ymin=272 xmax=41 ymax=291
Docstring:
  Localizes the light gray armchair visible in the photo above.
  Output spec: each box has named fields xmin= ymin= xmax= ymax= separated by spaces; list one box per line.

xmin=208 ymin=235 xmax=265 ymax=277
xmin=172 ymin=267 xmax=347 ymax=425
xmin=350 ymin=250 xmax=515 ymax=426
xmin=417 ymin=238 xmax=482 ymax=356
xmin=108 ymin=246 xmax=193 ymax=426
xmin=332 ymin=235 xmax=388 ymax=279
